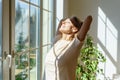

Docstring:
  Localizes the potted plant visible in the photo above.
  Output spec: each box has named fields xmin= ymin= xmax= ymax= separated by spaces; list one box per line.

xmin=76 ymin=35 xmax=106 ymax=80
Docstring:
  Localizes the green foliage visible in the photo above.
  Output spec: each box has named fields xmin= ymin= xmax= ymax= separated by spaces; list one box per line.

xmin=76 ymin=35 xmax=106 ymax=80
xmin=15 ymin=32 xmax=36 ymax=80
xmin=15 ymin=73 xmax=28 ymax=80
xmin=30 ymin=58 xmax=36 ymax=68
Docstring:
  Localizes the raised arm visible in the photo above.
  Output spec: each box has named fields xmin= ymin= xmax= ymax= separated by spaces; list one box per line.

xmin=77 ymin=15 xmax=93 ymax=41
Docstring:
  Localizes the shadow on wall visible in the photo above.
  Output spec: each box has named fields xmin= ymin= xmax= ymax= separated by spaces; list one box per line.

xmin=97 ymin=0 xmax=120 ymax=79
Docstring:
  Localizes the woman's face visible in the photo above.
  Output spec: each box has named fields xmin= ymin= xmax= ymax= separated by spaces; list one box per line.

xmin=59 ymin=18 xmax=75 ymax=34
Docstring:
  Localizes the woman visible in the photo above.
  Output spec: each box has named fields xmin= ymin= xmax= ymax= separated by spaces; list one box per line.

xmin=45 ymin=15 xmax=92 ymax=80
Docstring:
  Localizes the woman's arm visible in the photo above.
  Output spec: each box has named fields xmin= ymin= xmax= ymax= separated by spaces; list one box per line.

xmin=77 ymin=15 xmax=93 ymax=41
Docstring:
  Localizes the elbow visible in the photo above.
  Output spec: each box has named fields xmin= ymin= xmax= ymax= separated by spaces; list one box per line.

xmin=77 ymin=35 xmax=86 ymax=42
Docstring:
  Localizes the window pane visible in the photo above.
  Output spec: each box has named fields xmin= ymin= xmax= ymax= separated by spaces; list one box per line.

xmin=42 ymin=10 xmax=50 ymax=63
xmin=15 ymin=1 xmax=29 ymax=80
xmin=0 ymin=0 xmax=2 ymax=80
xmin=42 ymin=10 xmax=53 ymax=79
xmin=15 ymin=1 xmax=29 ymax=50
xmin=43 ymin=0 xmax=48 ymax=10
xmin=49 ymin=0 xmax=54 ymax=11
xmin=43 ymin=0 xmax=53 ymax=11
xmin=30 ymin=0 xmax=40 ymax=6
xmin=30 ymin=5 xmax=40 ymax=80
xmin=42 ymin=10 xmax=53 ymax=50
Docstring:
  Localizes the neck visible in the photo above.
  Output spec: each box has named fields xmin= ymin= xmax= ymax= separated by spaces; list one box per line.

xmin=61 ymin=34 xmax=74 ymax=41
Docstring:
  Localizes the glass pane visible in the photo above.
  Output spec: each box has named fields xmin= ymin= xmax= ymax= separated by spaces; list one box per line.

xmin=0 ymin=0 xmax=2 ymax=80
xmin=15 ymin=1 xmax=29 ymax=80
xmin=49 ymin=0 xmax=53 ymax=11
xmin=30 ymin=0 xmax=40 ymax=6
xmin=42 ymin=10 xmax=53 ymax=51
xmin=42 ymin=10 xmax=53 ymax=79
xmin=29 ymin=5 xmax=40 ymax=80
xmin=43 ymin=0 xmax=53 ymax=11
xmin=43 ymin=0 xmax=48 ymax=10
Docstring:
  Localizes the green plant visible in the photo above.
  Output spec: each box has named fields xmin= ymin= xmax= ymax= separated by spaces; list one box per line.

xmin=76 ymin=35 xmax=106 ymax=80
xmin=15 ymin=72 xmax=28 ymax=80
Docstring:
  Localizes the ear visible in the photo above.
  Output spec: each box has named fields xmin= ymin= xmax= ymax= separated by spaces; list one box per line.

xmin=72 ymin=27 xmax=78 ymax=33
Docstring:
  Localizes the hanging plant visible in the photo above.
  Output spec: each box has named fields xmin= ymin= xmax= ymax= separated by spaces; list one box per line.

xmin=76 ymin=35 xmax=106 ymax=80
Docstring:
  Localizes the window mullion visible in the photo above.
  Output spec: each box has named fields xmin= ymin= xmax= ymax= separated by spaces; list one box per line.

xmin=37 ymin=0 xmax=43 ymax=79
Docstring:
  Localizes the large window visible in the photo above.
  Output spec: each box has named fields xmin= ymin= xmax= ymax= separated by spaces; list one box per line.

xmin=1 ymin=0 xmax=64 ymax=80
xmin=0 ymin=0 xmax=2 ymax=80
xmin=42 ymin=0 xmax=54 ymax=72
xmin=15 ymin=1 xmax=31 ymax=80
xmin=15 ymin=0 xmax=55 ymax=80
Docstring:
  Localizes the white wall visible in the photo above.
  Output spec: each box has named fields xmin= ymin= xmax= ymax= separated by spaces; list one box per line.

xmin=68 ymin=0 xmax=98 ymax=40
xmin=66 ymin=0 xmax=120 ymax=79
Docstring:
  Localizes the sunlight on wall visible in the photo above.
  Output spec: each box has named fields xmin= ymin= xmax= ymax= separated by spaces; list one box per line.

xmin=106 ymin=18 xmax=118 ymax=61
xmin=97 ymin=44 xmax=106 ymax=79
xmin=97 ymin=7 xmax=118 ymax=79
xmin=105 ymin=56 xmax=116 ymax=79
xmin=98 ymin=7 xmax=106 ymax=46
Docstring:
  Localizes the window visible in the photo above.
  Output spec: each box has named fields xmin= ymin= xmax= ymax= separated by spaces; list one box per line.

xmin=1 ymin=0 xmax=64 ymax=80
xmin=15 ymin=0 xmax=55 ymax=80
xmin=42 ymin=0 xmax=54 ymax=79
